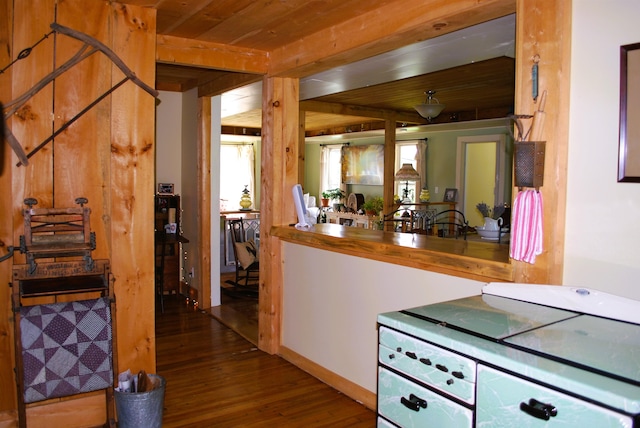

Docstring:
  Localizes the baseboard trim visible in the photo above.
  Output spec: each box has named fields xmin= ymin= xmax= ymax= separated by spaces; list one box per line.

xmin=278 ymin=346 xmax=376 ymax=410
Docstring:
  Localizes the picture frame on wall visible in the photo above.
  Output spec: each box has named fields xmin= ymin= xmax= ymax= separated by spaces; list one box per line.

xmin=158 ymin=183 xmax=174 ymax=194
xmin=618 ymin=42 xmax=640 ymax=182
xmin=443 ymin=188 xmax=458 ymax=202
xmin=341 ymin=145 xmax=384 ymax=185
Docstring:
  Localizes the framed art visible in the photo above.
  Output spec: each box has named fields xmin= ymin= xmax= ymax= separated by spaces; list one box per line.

xmin=341 ymin=145 xmax=384 ymax=185
xmin=443 ymin=188 xmax=458 ymax=202
xmin=619 ymin=42 xmax=640 ymax=182
xmin=158 ymin=183 xmax=174 ymax=194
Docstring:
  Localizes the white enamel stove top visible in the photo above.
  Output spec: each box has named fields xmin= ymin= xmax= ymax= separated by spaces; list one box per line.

xmin=401 ymin=283 xmax=640 ymax=385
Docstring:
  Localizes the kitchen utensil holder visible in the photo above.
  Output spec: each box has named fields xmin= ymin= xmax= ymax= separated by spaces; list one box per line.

xmin=514 ymin=141 xmax=545 ymax=189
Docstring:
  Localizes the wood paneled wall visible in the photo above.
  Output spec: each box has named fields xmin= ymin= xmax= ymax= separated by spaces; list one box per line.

xmin=0 ymin=1 xmax=157 ymax=426
xmin=0 ymin=0 xmax=16 ymax=418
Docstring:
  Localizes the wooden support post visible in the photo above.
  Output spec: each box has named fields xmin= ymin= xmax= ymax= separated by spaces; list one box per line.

xmin=197 ymin=96 xmax=212 ymax=309
xmin=513 ymin=0 xmax=571 ymax=284
xmin=259 ymin=76 xmax=299 ymax=354
xmin=383 ymin=116 xmax=397 ymax=230
xmin=109 ymin=3 xmax=157 ymax=376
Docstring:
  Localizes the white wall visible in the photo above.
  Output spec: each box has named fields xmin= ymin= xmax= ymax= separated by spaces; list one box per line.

xmin=564 ymin=0 xmax=640 ymax=300
xmin=181 ymin=88 xmax=199 ymax=298
xmin=282 ymin=243 xmax=484 ymax=393
xmin=156 ymin=91 xmax=183 ymax=194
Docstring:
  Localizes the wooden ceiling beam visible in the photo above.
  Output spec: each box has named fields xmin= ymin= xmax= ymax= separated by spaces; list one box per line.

xmin=156 ymin=81 xmax=188 ymax=92
xmin=269 ymin=0 xmax=515 ymax=78
xmin=300 ymin=100 xmax=422 ymax=124
xmin=198 ymin=73 xmax=262 ymax=98
xmin=156 ymin=34 xmax=269 ymax=74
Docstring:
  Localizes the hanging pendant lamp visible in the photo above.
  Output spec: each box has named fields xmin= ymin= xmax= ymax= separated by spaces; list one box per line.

xmin=414 ymin=90 xmax=445 ymax=121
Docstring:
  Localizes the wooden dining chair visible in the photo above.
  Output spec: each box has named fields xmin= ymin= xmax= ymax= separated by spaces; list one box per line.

xmin=430 ymin=209 xmax=469 ymax=239
xmin=228 ymin=219 xmax=259 ymax=294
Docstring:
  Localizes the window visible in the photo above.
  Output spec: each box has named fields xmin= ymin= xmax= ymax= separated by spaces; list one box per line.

xmin=395 ymin=143 xmax=419 ymax=202
xmin=220 ymin=144 xmax=255 ymax=211
xmin=319 ymin=142 xmax=426 ymax=203
xmin=320 ymin=145 xmax=343 ymax=196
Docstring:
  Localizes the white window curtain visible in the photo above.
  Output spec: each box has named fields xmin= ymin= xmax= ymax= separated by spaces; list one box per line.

xmin=416 ymin=139 xmax=428 ymax=189
xmin=220 ymin=144 xmax=255 ymax=211
xmin=319 ymin=144 xmax=344 ymax=198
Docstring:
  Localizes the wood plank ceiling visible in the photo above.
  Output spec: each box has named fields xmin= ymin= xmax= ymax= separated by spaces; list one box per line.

xmin=126 ymin=0 xmax=516 ymax=135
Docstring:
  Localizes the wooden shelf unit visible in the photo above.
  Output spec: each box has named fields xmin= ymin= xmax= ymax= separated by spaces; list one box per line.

xmin=154 ymin=195 xmax=185 ymax=295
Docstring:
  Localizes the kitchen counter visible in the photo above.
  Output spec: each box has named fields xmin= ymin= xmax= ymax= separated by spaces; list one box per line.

xmin=272 ymin=223 xmax=513 ymax=282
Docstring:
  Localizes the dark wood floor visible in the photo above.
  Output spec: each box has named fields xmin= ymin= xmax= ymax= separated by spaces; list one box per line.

xmin=207 ymin=273 xmax=259 ymax=345
xmin=155 ymin=293 xmax=376 ymax=427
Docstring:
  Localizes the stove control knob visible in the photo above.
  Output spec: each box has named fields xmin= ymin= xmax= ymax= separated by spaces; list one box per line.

xmin=419 ymin=358 xmax=432 ymax=366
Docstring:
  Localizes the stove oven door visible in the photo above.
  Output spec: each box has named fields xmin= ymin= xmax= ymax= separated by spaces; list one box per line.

xmin=378 ymin=367 xmax=473 ymax=427
xmin=477 ymin=365 xmax=633 ymax=427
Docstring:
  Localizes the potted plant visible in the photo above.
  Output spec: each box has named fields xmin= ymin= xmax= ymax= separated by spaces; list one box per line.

xmin=322 ymin=188 xmax=346 ymax=210
xmin=362 ymin=196 xmax=384 ymax=216
xmin=322 ymin=188 xmax=346 ymax=201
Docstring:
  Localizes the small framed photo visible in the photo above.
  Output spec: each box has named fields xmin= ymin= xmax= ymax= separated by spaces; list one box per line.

xmin=158 ymin=183 xmax=174 ymax=194
xmin=443 ymin=188 xmax=458 ymax=202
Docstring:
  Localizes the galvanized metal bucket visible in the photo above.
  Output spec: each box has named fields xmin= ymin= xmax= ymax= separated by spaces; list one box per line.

xmin=115 ymin=374 xmax=165 ymax=428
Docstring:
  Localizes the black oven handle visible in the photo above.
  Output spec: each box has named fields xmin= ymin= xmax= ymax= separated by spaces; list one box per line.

xmin=401 ymin=393 xmax=428 ymax=412
xmin=519 ymin=398 xmax=557 ymax=420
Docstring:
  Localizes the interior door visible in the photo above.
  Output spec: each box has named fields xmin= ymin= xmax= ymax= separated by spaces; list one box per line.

xmin=456 ymin=135 xmax=506 ymax=227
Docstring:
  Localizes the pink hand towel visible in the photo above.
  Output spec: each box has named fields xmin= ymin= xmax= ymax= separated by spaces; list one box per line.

xmin=509 ymin=189 xmax=543 ymax=264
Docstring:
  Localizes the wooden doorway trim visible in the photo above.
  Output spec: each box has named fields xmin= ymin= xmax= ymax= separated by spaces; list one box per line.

xmin=198 ymin=97 xmax=212 ymax=310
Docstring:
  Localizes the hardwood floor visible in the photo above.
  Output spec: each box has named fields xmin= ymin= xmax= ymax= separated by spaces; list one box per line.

xmin=207 ymin=273 xmax=259 ymax=345
xmin=155 ymin=294 xmax=376 ymax=427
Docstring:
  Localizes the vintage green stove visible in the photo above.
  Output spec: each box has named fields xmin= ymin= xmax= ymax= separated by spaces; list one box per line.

xmin=377 ymin=283 xmax=640 ymax=427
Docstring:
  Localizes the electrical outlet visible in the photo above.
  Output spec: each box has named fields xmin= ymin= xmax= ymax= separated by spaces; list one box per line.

xmin=435 ymin=186 xmax=439 ymax=194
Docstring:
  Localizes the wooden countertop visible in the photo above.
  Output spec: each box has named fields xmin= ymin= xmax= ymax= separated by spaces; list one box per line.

xmin=272 ymin=223 xmax=513 ymax=282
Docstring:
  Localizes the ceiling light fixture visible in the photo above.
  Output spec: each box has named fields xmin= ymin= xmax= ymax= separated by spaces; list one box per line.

xmin=414 ymin=90 xmax=445 ymax=121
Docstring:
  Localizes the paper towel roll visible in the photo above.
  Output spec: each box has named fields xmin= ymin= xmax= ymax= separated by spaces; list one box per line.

xmin=292 ymin=184 xmax=313 ymax=230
